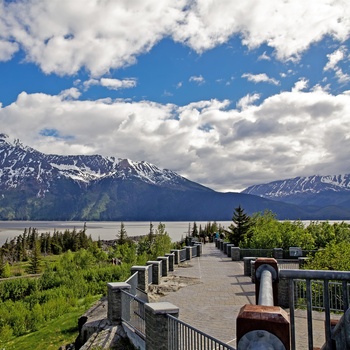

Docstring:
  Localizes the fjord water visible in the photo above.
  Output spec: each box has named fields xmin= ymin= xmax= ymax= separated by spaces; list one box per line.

xmin=0 ymin=220 xmax=233 ymax=245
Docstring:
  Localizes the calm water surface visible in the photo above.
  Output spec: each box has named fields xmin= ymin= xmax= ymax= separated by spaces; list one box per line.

xmin=0 ymin=221 xmax=233 ymax=245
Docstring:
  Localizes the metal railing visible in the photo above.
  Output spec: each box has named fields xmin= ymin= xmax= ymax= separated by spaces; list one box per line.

xmin=191 ymin=245 xmax=198 ymax=258
xmin=280 ymin=269 xmax=350 ymax=350
xmin=179 ymin=248 xmax=187 ymax=262
xmin=125 ymin=271 xmax=138 ymax=295
xmin=294 ymin=279 xmax=350 ymax=312
xmin=121 ymin=289 xmax=146 ymax=338
xmin=167 ymin=314 xmax=234 ymax=350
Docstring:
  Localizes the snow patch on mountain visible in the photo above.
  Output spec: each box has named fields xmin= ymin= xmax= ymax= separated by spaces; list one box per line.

xmin=0 ymin=134 xmax=203 ymax=192
xmin=242 ymin=173 xmax=350 ymax=200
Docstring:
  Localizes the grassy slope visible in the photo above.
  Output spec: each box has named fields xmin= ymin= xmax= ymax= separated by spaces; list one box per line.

xmin=2 ymin=301 xmax=97 ymax=350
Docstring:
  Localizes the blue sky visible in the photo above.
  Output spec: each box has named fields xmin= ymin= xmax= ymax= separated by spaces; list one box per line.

xmin=1 ymin=0 xmax=350 ymax=191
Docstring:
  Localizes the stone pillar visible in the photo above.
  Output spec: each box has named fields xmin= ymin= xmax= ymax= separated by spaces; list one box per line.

xmin=227 ymin=244 xmax=235 ymax=258
xmin=220 ymin=240 xmax=224 ymax=251
xmin=145 ymin=302 xmax=179 ymax=350
xmin=131 ymin=266 xmax=149 ymax=292
xmin=107 ymin=282 xmax=131 ymax=323
xmin=157 ymin=256 xmax=169 ymax=277
xmin=237 ymin=305 xmax=290 ymax=350
xmin=147 ymin=261 xmax=162 ymax=285
xmin=185 ymin=246 xmax=192 ymax=260
xmin=170 ymin=250 xmax=180 ymax=265
xmin=273 ymin=248 xmax=284 ymax=260
xmin=243 ymin=257 xmax=256 ymax=276
xmin=194 ymin=243 xmax=202 ymax=256
xmin=165 ymin=253 xmax=175 ymax=272
xmin=223 ymin=242 xmax=228 ymax=254
xmin=231 ymin=247 xmax=241 ymax=261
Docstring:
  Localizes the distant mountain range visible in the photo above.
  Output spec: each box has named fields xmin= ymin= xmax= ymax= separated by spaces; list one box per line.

xmin=242 ymin=175 xmax=350 ymax=219
xmin=0 ymin=133 xmax=349 ymax=220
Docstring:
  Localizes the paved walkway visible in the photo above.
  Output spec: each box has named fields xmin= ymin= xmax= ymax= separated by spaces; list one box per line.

xmin=158 ymin=243 xmax=254 ymax=348
xmin=158 ymin=242 xmax=337 ymax=349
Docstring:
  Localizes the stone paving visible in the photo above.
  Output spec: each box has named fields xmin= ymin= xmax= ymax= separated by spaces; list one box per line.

xmin=158 ymin=242 xmax=254 ymax=349
xmin=158 ymin=242 xmax=338 ymax=349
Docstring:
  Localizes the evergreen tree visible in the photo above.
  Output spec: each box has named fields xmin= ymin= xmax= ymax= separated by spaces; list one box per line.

xmin=15 ymin=236 xmax=24 ymax=262
xmin=227 ymin=205 xmax=251 ymax=246
xmin=191 ymin=222 xmax=198 ymax=237
xmin=0 ymin=251 xmax=5 ymax=277
xmin=27 ymin=237 xmax=42 ymax=274
xmin=116 ymin=222 xmax=129 ymax=245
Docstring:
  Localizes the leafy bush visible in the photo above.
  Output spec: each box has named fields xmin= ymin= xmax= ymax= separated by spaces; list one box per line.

xmin=305 ymin=241 xmax=350 ymax=271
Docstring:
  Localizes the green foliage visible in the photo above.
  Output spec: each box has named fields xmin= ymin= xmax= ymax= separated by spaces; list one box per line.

xmin=137 ymin=222 xmax=172 ymax=260
xmin=27 ymin=239 xmax=42 ymax=274
xmin=243 ymin=210 xmax=315 ymax=250
xmin=116 ymin=222 xmax=129 ymax=245
xmin=227 ymin=206 xmax=251 ymax=246
xmin=305 ymin=241 xmax=350 ymax=271
xmin=2 ymin=261 xmax=11 ymax=278
xmin=306 ymin=221 xmax=336 ymax=248
xmin=115 ymin=242 xmax=137 ymax=265
xmin=0 ymin=227 xmax=93 ymax=276
xmin=152 ymin=223 xmax=172 ymax=258
xmin=0 ymin=221 xmax=177 ymax=346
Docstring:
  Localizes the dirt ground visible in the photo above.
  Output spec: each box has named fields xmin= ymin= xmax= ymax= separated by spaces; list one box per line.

xmin=148 ymin=263 xmax=202 ymax=301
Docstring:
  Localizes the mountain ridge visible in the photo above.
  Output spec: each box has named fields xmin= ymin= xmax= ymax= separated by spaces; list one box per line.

xmin=242 ymin=174 xmax=350 ymax=210
xmin=0 ymin=133 xmax=349 ymax=220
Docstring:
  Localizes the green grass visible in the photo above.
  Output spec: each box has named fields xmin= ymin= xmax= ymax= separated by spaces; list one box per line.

xmin=9 ymin=254 xmax=61 ymax=277
xmin=2 ymin=299 xmax=98 ymax=350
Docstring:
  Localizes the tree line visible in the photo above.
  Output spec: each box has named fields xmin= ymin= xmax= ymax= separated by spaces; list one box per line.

xmin=0 ymin=225 xmax=93 ymax=277
xmin=223 ymin=206 xmax=350 ymax=271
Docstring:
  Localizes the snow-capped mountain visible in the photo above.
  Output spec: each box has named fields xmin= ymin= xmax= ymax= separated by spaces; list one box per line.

xmin=242 ymin=174 xmax=350 ymax=209
xmin=1 ymin=133 xmax=348 ymax=221
xmin=0 ymin=133 xmax=208 ymax=194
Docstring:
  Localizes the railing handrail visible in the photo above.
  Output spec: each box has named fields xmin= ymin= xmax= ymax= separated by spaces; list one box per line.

xmin=280 ymin=268 xmax=350 ymax=281
xmin=179 ymin=248 xmax=186 ymax=262
xmin=125 ymin=271 xmax=138 ymax=295
xmin=167 ymin=314 xmax=234 ymax=350
xmin=121 ymin=289 xmax=147 ymax=305
xmin=121 ymin=288 xmax=146 ymax=338
xmin=279 ymin=268 xmax=350 ymax=350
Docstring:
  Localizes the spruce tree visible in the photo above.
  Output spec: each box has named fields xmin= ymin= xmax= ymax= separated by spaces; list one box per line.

xmin=27 ymin=236 xmax=42 ymax=274
xmin=116 ymin=222 xmax=129 ymax=245
xmin=0 ymin=252 xmax=5 ymax=277
xmin=227 ymin=205 xmax=251 ymax=246
xmin=192 ymin=222 xmax=198 ymax=237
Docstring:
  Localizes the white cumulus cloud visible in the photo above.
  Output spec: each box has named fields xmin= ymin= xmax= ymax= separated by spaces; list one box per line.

xmin=2 ymin=85 xmax=349 ymax=192
xmin=0 ymin=0 xmax=349 ymax=76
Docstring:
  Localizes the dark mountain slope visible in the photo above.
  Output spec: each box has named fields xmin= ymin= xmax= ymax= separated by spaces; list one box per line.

xmin=0 ymin=133 xmax=340 ymax=220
